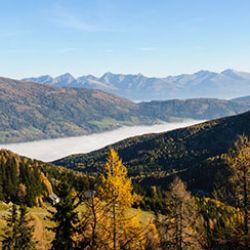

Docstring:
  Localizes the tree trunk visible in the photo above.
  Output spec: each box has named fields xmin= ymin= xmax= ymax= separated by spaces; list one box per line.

xmin=113 ymin=202 xmax=117 ymax=250
xmin=243 ymin=165 xmax=249 ymax=249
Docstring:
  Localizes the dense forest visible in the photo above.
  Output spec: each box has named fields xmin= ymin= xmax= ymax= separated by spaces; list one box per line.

xmin=54 ymin=111 xmax=250 ymax=196
xmin=0 ymin=150 xmax=92 ymax=206
xmin=0 ymin=112 xmax=249 ymax=249
xmin=0 ymin=134 xmax=250 ymax=249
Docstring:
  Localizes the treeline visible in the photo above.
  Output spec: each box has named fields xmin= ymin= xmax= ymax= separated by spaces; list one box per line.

xmin=0 ymin=150 xmax=93 ymax=207
xmin=0 ymin=150 xmax=47 ymax=206
xmin=2 ymin=205 xmax=35 ymax=249
xmin=1 ymin=135 xmax=250 ymax=249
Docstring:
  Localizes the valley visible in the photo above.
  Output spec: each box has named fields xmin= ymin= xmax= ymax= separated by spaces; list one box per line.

xmin=0 ymin=120 xmax=202 ymax=161
xmin=1 ymin=1 xmax=250 ymax=248
xmin=1 ymin=77 xmax=250 ymax=144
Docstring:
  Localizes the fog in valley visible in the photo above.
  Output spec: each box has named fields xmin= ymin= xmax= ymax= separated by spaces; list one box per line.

xmin=0 ymin=120 xmax=203 ymax=162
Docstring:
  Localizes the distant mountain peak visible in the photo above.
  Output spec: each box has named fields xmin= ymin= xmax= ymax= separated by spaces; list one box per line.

xmin=101 ymin=72 xmax=114 ymax=78
xmin=195 ymin=70 xmax=212 ymax=74
xmin=23 ymin=75 xmax=53 ymax=84
xmin=53 ymin=73 xmax=76 ymax=87
xmin=136 ymin=73 xmax=145 ymax=78
xmin=55 ymin=72 xmax=75 ymax=80
xmin=221 ymin=69 xmax=238 ymax=75
xmin=38 ymin=74 xmax=52 ymax=79
xmin=221 ymin=69 xmax=247 ymax=80
xmin=22 ymin=69 xmax=250 ymax=100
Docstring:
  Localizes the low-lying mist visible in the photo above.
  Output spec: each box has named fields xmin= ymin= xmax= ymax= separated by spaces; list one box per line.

xmin=0 ymin=120 xmax=203 ymax=162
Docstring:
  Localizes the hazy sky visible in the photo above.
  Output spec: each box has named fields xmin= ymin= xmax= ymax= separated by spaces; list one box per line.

xmin=1 ymin=0 xmax=250 ymax=78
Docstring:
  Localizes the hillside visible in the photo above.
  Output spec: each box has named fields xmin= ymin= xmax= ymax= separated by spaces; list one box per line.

xmin=0 ymin=149 xmax=53 ymax=206
xmin=1 ymin=77 xmax=250 ymax=143
xmin=233 ymin=95 xmax=250 ymax=106
xmin=0 ymin=77 xmax=143 ymax=143
xmin=138 ymin=98 xmax=250 ymax=120
xmin=24 ymin=69 xmax=250 ymax=100
xmin=0 ymin=149 xmax=89 ymax=206
xmin=54 ymin=111 xmax=250 ymax=195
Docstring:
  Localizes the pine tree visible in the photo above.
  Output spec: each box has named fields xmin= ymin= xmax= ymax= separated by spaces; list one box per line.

xmin=50 ymin=179 xmax=79 ymax=250
xmin=4 ymin=157 xmax=18 ymax=202
xmin=15 ymin=206 xmax=36 ymax=250
xmin=2 ymin=205 xmax=18 ymax=250
xmin=2 ymin=205 xmax=35 ymax=250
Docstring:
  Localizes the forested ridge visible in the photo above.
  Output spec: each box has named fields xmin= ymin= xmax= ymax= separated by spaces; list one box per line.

xmin=0 ymin=111 xmax=249 ymax=249
xmin=54 ymin=110 xmax=250 ymax=196
xmin=1 ymin=77 xmax=250 ymax=143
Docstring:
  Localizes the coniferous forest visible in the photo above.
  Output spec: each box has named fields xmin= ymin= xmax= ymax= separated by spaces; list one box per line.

xmin=0 ymin=130 xmax=249 ymax=249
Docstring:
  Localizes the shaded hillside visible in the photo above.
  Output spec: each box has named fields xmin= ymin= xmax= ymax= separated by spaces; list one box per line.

xmin=54 ymin=111 xmax=250 ymax=195
xmin=138 ymin=98 xmax=250 ymax=120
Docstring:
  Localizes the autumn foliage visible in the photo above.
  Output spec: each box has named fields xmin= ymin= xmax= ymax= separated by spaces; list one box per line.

xmin=1 ymin=141 xmax=250 ymax=249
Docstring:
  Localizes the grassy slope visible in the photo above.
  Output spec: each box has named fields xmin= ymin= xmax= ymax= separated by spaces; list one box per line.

xmin=0 ymin=202 xmax=153 ymax=249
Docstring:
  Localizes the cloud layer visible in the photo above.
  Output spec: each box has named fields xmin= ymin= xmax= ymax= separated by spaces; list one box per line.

xmin=0 ymin=121 xmax=202 ymax=162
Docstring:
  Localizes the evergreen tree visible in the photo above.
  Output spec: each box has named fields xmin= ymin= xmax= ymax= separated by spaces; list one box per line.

xmin=2 ymin=205 xmax=35 ymax=250
xmin=15 ymin=206 xmax=36 ymax=250
xmin=197 ymin=198 xmax=233 ymax=250
xmin=50 ymin=179 xmax=79 ymax=250
xmin=2 ymin=205 xmax=18 ymax=250
xmin=4 ymin=157 xmax=18 ymax=202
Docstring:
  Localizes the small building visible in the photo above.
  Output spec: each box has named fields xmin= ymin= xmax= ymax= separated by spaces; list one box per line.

xmin=47 ymin=193 xmax=60 ymax=205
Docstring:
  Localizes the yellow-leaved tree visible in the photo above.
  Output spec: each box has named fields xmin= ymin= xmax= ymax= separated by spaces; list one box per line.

xmin=99 ymin=148 xmax=146 ymax=250
xmin=224 ymin=135 xmax=250 ymax=248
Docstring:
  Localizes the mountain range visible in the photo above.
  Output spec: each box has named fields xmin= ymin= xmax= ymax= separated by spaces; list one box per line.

xmin=24 ymin=69 xmax=250 ymax=101
xmin=54 ymin=110 xmax=250 ymax=197
xmin=0 ymin=77 xmax=140 ymax=143
xmin=1 ymin=77 xmax=250 ymax=143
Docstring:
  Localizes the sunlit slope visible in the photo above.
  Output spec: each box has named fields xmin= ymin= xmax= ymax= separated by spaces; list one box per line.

xmin=1 ymin=77 xmax=250 ymax=143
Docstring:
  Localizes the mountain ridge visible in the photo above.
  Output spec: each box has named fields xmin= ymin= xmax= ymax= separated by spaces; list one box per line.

xmin=1 ymin=76 xmax=250 ymax=143
xmin=23 ymin=69 xmax=250 ymax=100
xmin=53 ymin=110 xmax=250 ymax=196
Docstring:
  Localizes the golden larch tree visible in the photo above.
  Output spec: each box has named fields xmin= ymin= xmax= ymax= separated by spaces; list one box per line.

xmin=225 ymin=135 xmax=250 ymax=249
xmin=99 ymin=148 xmax=145 ymax=250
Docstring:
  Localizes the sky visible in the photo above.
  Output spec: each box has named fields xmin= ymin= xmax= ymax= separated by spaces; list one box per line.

xmin=0 ymin=0 xmax=250 ymax=78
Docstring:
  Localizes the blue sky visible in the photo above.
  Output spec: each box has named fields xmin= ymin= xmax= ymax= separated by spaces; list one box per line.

xmin=1 ymin=0 xmax=250 ymax=78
